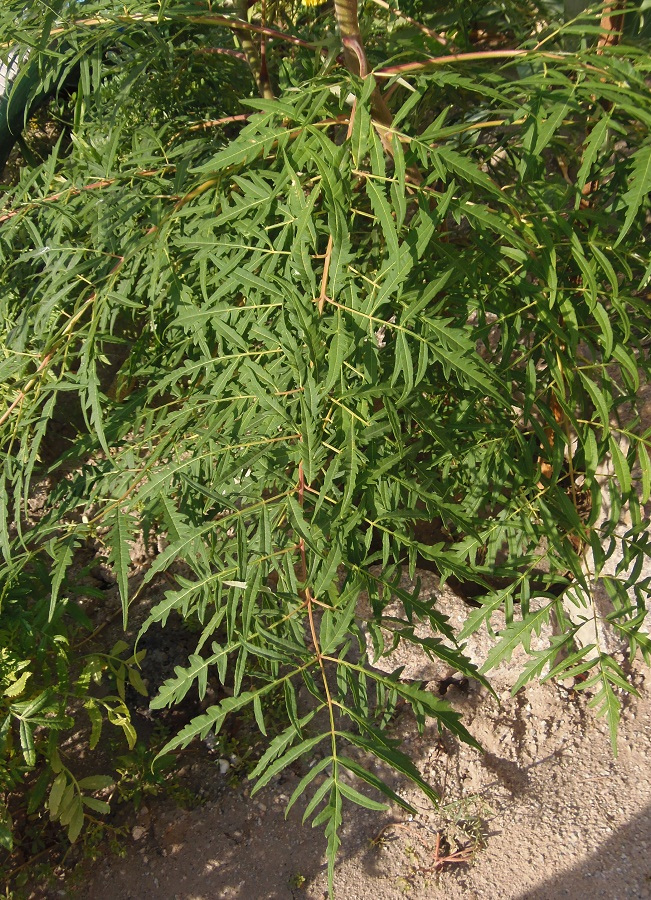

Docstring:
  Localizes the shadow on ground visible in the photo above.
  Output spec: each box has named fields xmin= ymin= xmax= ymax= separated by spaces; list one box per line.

xmin=74 ymin=773 xmax=381 ymax=900
xmin=519 ymin=802 xmax=651 ymax=900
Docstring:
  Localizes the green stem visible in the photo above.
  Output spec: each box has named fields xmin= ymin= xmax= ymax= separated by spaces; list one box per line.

xmin=235 ymin=0 xmax=275 ymax=100
xmin=333 ymin=0 xmax=393 ymax=129
xmin=333 ymin=0 xmax=365 ymax=77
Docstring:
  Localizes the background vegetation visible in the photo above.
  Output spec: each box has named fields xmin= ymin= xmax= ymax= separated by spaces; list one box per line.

xmin=0 ymin=0 xmax=650 ymax=890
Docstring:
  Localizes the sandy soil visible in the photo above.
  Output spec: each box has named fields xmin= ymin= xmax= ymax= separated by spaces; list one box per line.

xmin=63 ymin=572 xmax=651 ymax=900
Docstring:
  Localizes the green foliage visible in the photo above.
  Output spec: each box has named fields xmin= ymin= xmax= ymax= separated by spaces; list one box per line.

xmin=1 ymin=0 xmax=650 ymax=888
xmin=0 ymin=596 xmax=142 ymax=855
xmin=113 ymin=738 xmax=184 ymax=809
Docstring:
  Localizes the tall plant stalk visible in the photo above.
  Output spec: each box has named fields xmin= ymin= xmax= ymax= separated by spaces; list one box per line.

xmin=333 ymin=0 xmax=393 ymax=128
xmin=236 ymin=0 xmax=275 ymax=98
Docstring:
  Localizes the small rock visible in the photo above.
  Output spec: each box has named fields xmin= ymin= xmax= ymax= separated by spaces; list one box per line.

xmin=218 ymin=758 xmax=231 ymax=775
xmin=28 ymin=494 xmax=47 ymax=512
xmin=132 ymin=825 xmax=147 ymax=841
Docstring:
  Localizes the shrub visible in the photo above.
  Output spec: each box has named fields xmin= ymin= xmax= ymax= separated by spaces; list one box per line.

xmin=1 ymin=0 xmax=650 ymax=888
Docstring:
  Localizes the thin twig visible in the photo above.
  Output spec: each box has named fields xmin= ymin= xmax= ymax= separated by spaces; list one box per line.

xmin=48 ymin=13 xmax=320 ymax=51
xmin=414 ymin=831 xmax=477 ymax=873
xmin=0 ymin=170 xmax=172 ymax=225
xmin=0 ymin=179 xmax=111 ymax=224
xmin=376 ymin=48 xmax=568 ymax=76
xmin=260 ymin=0 xmax=271 ymax=99
xmin=172 ymin=114 xmax=251 ymax=139
xmin=317 ymin=234 xmax=334 ymax=316
xmin=194 ymin=46 xmax=246 ymax=60
xmin=295 ymin=462 xmax=335 ymax=728
xmin=0 ymin=353 xmax=51 ymax=429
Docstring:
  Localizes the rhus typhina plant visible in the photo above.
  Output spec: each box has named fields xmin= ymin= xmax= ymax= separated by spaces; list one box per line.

xmin=1 ymin=0 xmax=650 ymax=888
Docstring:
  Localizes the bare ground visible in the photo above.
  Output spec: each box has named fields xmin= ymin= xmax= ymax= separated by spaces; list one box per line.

xmin=61 ymin=572 xmax=651 ymax=900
